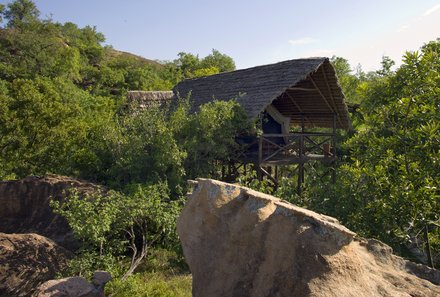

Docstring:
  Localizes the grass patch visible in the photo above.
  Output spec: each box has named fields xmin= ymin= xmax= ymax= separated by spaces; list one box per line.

xmin=106 ymin=272 xmax=192 ymax=297
xmin=105 ymin=248 xmax=192 ymax=296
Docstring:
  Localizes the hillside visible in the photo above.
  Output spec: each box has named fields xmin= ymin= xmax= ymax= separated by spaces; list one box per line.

xmin=104 ymin=48 xmax=164 ymax=68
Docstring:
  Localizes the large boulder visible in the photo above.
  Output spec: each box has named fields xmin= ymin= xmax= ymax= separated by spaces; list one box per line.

xmin=0 ymin=233 xmax=72 ymax=297
xmin=177 ymin=179 xmax=440 ymax=297
xmin=0 ymin=175 xmax=103 ymax=249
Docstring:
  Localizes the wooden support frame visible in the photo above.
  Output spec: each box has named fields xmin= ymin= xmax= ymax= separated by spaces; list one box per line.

xmin=287 ymin=87 xmax=317 ymax=92
xmin=285 ymin=92 xmax=314 ymax=127
xmin=309 ymin=73 xmax=344 ymax=128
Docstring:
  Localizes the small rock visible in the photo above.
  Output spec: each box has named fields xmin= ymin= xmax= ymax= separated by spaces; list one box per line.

xmin=91 ymin=271 xmax=112 ymax=287
xmin=36 ymin=271 xmax=112 ymax=297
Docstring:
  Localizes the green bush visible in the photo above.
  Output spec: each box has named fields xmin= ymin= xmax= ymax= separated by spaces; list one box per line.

xmin=51 ymin=184 xmax=182 ymax=279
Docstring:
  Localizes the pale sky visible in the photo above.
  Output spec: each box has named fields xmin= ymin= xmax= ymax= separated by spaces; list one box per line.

xmin=1 ymin=0 xmax=439 ymax=71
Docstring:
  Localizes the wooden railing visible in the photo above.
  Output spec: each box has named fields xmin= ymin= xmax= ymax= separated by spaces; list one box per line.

xmin=236 ymin=132 xmax=337 ymax=165
xmin=255 ymin=132 xmax=336 ymax=164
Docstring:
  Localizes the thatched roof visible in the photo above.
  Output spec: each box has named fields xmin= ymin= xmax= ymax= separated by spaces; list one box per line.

xmin=174 ymin=58 xmax=351 ymax=130
xmin=126 ymin=91 xmax=173 ymax=110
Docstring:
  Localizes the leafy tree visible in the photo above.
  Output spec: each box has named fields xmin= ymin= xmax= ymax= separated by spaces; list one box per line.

xmin=200 ymin=49 xmax=235 ymax=72
xmin=376 ymin=55 xmax=395 ymax=77
xmin=0 ymin=77 xmax=115 ymax=179
xmin=4 ymin=0 xmax=39 ymax=28
xmin=171 ymin=99 xmax=252 ymax=179
xmin=51 ymin=183 xmax=181 ymax=279
xmin=174 ymin=52 xmax=200 ymax=78
xmin=331 ymin=56 xmax=365 ymax=104
xmin=105 ymin=105 xmax=186 ymax=190
xmin=0 ymin=4 xmax=4 ymax=24
xmin=173 ymin=49 xmax=235 ymax=78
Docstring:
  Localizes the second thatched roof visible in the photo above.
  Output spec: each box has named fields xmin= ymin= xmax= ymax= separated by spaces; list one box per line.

xmin=126 ymin=91 xmax=174 ymax=110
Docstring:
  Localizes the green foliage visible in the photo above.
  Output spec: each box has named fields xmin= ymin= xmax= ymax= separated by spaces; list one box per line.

xmin=306 ymin=39 xmax=440 ymax=263
xmin=0 ymin=77 xmax=115 ymax=179
xmin=173 ymin=49 xmax=235 ymax=78
xmin=173 ymin=99 xmax=253 ymax=179
xmin=101 ymin=107 xmax=186 ymax=189
xmin=0 ymin=4 xmax=5 ymax=24
xmin=330 ymin=56 xmax=366 ymax=104
xmin=51 ymin=183 xmax=182 ymax=277
xmin=0 ymin=0 xmax=237 ymax=184
xmin=4 ymin=0 xmax=39 ymax=28
xmin=5 ymin=0 xmax=439 ymax=284
xmin=200 ymin=49 xmax=236 ymax=72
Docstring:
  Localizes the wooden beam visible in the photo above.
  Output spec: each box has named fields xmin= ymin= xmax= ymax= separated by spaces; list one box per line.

xmin=321 ymin=67 xmax=344 ymax=128
xmin=308 ymin=74 xmax=344 ymax=129
xmin=287 ymin=87 xmax=317 ymax=92
xmin=308 ymin=74 xmax=335 ymax=113
xmin=285 ymin=92 xmax=314 ymax=127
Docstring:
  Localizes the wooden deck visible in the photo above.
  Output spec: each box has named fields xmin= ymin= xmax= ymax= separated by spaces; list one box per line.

xmin=238 ymin=132 xmax=337 ymax=166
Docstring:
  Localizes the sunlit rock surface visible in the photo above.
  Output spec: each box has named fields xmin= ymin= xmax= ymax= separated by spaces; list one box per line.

xmin=178 ymin=178 xmax=440 ymax=297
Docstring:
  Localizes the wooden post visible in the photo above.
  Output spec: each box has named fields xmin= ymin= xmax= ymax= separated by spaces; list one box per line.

xmin=332 ymin=113 xmax=337 ymax=184
xmin=332 ymin=113 xmax=337 ymax=155
xmin=297 ymin=164 xmax=303 ymax=195
xmin=297 ymin=116 xmax=305 ymax=195
xmin=257 ymin=135 xmax=263 ymax=181
xmin=301 ymin=114 xmax=305 ymax=133
xmin=424 ymin=224 xmax=435 ymax=268
xmin=274 ymin=165 xmax=279 ymax=191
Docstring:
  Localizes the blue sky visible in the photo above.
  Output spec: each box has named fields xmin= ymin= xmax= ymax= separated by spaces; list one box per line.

xmin=1 ymin=0 xmax=439 ymax=71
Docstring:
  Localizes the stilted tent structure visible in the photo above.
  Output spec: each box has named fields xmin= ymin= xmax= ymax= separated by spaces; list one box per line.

xmin=173 ymin=57 xmax=351 ymax=193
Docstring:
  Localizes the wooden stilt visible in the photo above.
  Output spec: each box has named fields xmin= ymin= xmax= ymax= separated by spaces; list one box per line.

xmin=332 ymin=113 xmax=337 ymax=184
xmin=297 ymin=164 xmax=304 ymax=195
xmin=258 ymin=135 xmax=263 ymax=181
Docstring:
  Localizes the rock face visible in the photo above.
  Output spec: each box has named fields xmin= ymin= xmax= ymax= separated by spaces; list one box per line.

xmin=177 ymin=179 xmax=440 ymax=297
xmin=36 ymin=271 xmax=112 ymax=297
xmin=0 ymin=233 xmax=72 ymax=297
xmin=0 ymin=175 xmax=103 ymax=249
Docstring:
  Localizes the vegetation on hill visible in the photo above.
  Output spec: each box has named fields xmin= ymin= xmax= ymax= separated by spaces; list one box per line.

xmin=0 ymin=1 xmax=239 ymax=294
xmin=0 ymin=0 xmax=438 ymax=295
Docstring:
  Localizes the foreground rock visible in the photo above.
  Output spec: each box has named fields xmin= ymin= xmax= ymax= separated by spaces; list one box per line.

xmin=178 ymin=179 xmax=440 ymax=297
xmin=36 ymin=271 xmax=112 ymax=297
xmin=0 ymin=175 xmax=103 ymax=249
xmin=0 ymin=233 xmax=72 ymax=297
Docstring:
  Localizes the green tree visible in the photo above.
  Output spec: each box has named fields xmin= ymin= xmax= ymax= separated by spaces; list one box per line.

xmin=376 ymin=55 xmax=395 ymax=77
xmin=171 ymin=99 xmax=252 ymax=179
xmin=4 ymin=0 xmax=39 ymax=28
xmin=330 ymin=56 xmax=365 ymax=104
xmin=0 ymin=77 xmax=115 ymax=179
xmin=200 ymin=49 xmax=235 ymax=72
xmin=173 ymin=49 xmax=235 ymax=79
xmin=0 ymin=4 xmax=5 ymax=24
xmin=51 ymin=183 xmax=181 ymax=278
xmin=174 ymin=52 xmax=200 ymax=78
